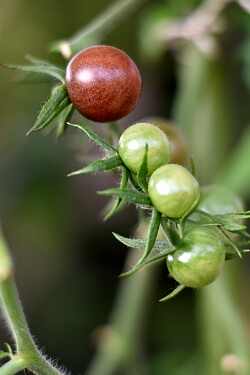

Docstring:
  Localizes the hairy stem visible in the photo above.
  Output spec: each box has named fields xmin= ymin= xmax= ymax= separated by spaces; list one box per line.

xmin=0 ymin=226 xmax=66 ymax=375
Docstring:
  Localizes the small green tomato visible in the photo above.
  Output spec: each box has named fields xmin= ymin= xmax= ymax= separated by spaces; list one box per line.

xmin=118 ymin=123 xmax=171 ymax=176
xmin=197 ymin=184 xmax=244 ymax=215
xmin=193 ymin=184 xmax=244 ymax=243
xmin=167 ymin=227 xmax=225 ymax=288
xmin=148 ymin=164 xmax=199 ymax=218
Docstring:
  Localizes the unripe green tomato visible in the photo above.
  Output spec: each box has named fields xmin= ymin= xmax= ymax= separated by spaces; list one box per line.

xmin=148 ymin=164 xmax=200 ymax=218
xmin=193 ymin=184 xmax=244 ymax=242
xmin=198 ymin=185 xmax=244 ymax=215
xmin=118 ymin=123 xmax=171 ymax=176
xmin=142 ymin=117 xmax=189 ymax=166
xmin=167 ymin=227 xmax=225 ymax=288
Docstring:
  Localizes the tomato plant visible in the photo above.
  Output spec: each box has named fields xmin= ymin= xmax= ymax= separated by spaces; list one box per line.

xmin=167 ymin=227 xmax=225 ymax=288
xmin=143 ymin=117 xmax=190 ymax=166
xmin=118 ymin=122 xmax=171 ymax=176
xmin=65 ymin=45 xmax=142 ymax=122
xmin=148 ymin=164 xmax=200 ymax=218
xmin=2 ymin=1 xmax=250 ymax=375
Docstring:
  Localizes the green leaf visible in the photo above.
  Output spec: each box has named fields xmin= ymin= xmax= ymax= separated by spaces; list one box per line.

xmin=159 ymin=284 xmax=186 ymax=302
xmin=2 ymin=62 xmax=65 ymax=83
xmin=225 ymin=249 xmax=249 ymax=261
xmin=113 ymin=232 xmax=170 ymax=251
xmin=25 ymin=55 xmax=64 ymax=70
xmin=104 ymin=167 xmax=129 ymax=220
xmin=56 ymin=103 xmax=74 ymax=139
xmin=67 ymin=123 xmax=118 ymax=154
xmin=120 ymin=249 xmax=173 ymax=277
xmin=194 ymin=209 xmax=246 ymax=232
xmin=17 ymin=72 xmax=56 ymax=84
xmin=137 ymin=144 xmax=148 ymax=193
xmin=98 ymin=188 xmax=152 ymax=206
xmin=214 ymin=211 xmax=250 ymax=220
xmin=218 ymin=227 xmax=242 ymax=258
xmin=213 ymin=217 xmax=246 ymax=232
xmin=135 ymin=208 xmax=162 ymax=265
xmin=119 ymin=209 xmax=163 ymax=277
xmin=27 ymin=84 xmax=70 ymax=135
xmin=68 ymin=155 xmax=123 ymax=176
xmin=236 ymin=229 xmax=250 ymax=239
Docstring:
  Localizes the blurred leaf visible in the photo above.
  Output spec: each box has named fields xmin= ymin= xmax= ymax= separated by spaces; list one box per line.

xmin=225 ymin=249 xmax=249 ymax=260
xmin=159 ymin=284 xmax=186 ymax=302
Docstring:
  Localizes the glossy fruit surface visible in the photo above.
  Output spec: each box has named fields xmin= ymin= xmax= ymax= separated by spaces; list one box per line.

xmin=65 ymin=45 xmax=141 ymax=122
xmin=118 ymin=123 xmax=171 ymax=176
xmin=167 ymin=227 xmax=225 ymax=288
xmin=143 ymin=117 xmax=189 ymax=166
xmin=148 ymin=164 xmax=199 ymax=218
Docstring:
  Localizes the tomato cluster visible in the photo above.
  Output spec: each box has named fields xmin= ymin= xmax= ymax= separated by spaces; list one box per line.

xmin=64 ymin=46 xmax=246 ymax=293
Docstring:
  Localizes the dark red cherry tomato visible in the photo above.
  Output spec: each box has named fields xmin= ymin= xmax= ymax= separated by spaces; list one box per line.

xmin=65 ymin=45 xmax=142 ymax=122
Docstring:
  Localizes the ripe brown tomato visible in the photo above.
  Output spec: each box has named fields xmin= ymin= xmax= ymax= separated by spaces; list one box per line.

xmin=65 ymin=45 xmax=142 ymax=122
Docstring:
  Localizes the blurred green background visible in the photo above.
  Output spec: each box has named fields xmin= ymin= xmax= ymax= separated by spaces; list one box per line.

xmin=0 ymin=0 xmax=250 ymax=374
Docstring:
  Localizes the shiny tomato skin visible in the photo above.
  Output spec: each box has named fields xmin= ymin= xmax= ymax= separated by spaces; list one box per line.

xmin=148 ymin=164 xmax=200 ymax=218
xmin=167 ymin=227 xmax=225 ymax=288
xmin=118 ymin=123 xmax=171 ymax=176
xmin=65 ymin=45 xmax=141 ymax=122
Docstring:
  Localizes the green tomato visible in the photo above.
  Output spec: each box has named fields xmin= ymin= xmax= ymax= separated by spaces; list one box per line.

xmin=197 ymin=185 xmax=244 ymax=215
xmin=118 ymin=123 xmax=171 ymax=176
xmin=193 ymin=184 xmax=244 ymax=242
xmin=167 ymin=227 xmax=225 ymax=288
xmin=148 ymin=164 xmax=200 ymax=218
xmin=142 ymin=117 xmax=190 ymax=166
